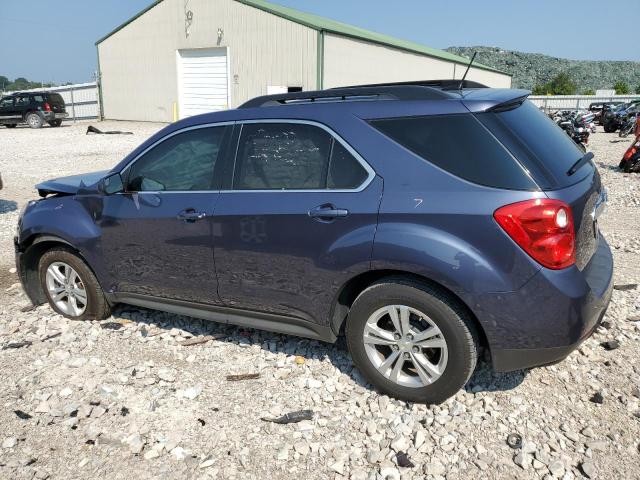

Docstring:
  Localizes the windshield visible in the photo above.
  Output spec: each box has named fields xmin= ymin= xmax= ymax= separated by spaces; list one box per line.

xmin=478 ymin=100 xmax=592 ymax=189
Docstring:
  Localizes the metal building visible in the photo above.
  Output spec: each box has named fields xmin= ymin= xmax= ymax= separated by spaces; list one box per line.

xmin=96 ymin=0 xmax=512 ymax=122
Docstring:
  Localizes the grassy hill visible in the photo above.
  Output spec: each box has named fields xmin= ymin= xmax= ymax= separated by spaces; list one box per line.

xmin=446 ymin=46 xmax=640 ymax=93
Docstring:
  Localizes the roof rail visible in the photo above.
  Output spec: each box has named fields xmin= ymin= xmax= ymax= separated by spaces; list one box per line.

xmin=239 ymin=85 xmax=452 ymax=108
xmin=334 ymin=79 xmax=489 ymax=91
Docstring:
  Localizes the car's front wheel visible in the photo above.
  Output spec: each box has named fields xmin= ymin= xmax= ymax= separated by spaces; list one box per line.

xmin=38 ymin=248 xmax=111 ymax=320
xmin=346 ymin=278 xmax=478 ymax=404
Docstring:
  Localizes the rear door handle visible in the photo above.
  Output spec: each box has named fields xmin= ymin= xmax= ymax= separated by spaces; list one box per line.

xmin=177 ymin=209 xmax=207 ymax=222
xmin=308 ymin=204 xmax=349 ymax=221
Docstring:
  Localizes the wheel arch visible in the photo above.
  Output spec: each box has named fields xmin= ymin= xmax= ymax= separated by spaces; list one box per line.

xmin=18 ymin=235 xmax=96 ymax=306
xmin=330 ymin=269 xmax=491 ymax=357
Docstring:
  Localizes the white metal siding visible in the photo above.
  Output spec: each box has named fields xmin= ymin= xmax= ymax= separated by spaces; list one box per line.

xmin=98 ymin=0 xmax=317 ymax=122
xmin=178 ymin=48 xmax=229 ymax=118
xmin=323 ymin=33 xmax=511 ymax=89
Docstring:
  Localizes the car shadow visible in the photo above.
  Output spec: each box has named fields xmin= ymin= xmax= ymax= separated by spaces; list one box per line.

xmin=0 ymin=199 xmax=18 ymax=214
xmin=111 ymin=305 xmax=526 ymax=399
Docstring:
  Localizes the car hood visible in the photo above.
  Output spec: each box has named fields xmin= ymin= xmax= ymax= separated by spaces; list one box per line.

xmin=36 ymin=170 xmax=108 ymax=197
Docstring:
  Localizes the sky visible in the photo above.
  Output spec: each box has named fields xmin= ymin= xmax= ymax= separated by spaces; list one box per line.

xmin=0 ymin=0 xmax=638 ymax=85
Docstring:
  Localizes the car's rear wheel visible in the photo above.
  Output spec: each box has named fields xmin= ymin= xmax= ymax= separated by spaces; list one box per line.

xmin=346 ymin=278 xmax=478 ymax=404
xmin=38 ymin=248 xmax=111 ymax=320
xmin=49 ymin=120 xmax=62 ymax=127
xmin=26 ymin=113 xmax=43 ymax=129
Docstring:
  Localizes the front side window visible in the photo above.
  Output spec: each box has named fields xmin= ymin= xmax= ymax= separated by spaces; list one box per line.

xmin=127 ymin=126 xmax=228 ymax=192
xmin=233 ymin=123 xmax=369 ymax=190
xmin=15 ymin=95 xmax=30 ymax=106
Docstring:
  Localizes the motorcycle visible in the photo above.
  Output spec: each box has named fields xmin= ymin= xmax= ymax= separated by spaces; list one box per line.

xmin=556 ymin=111 xmax=591 ymax=152
xmin=618 ymin=112 xmax=639 ymax=138
xmin=619 ymin=135 xmax=640 ymax=173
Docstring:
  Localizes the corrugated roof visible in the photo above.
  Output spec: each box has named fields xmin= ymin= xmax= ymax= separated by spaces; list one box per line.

xmin=96 ymin=0 xmax=509 ymax=76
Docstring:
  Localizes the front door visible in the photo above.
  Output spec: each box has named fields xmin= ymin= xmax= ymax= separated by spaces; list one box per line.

xmin=213 ymin=121 xmax=382 ymax=325
xmin=0 ymin=96 xmax=16 ymax=123
xmin=100 ymin=125 xmax=232 ymax=304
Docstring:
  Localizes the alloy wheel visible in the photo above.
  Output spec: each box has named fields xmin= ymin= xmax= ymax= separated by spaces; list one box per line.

xmin=45 ymin=262 xmax=88 ymax=316
xmin=362 ymin=305 xmax=448 ymax=388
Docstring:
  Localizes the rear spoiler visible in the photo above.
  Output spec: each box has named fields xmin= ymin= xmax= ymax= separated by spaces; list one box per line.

xmin=461 ymin=89 xmax=531 ymax=113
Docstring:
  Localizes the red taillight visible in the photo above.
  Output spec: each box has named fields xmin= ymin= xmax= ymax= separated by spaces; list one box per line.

xmin=43 ymin=102 xmax=52 ymax=112
xmin=494 ymin=199 xmax=575 ymax=270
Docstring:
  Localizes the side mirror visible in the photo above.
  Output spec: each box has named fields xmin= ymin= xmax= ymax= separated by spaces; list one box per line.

xmin=99 ymin=173 xmax=124 ymax=195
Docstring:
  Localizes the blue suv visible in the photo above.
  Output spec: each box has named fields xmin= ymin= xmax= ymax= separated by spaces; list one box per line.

xmin=15 ymin=81 xmax=613 ymax=403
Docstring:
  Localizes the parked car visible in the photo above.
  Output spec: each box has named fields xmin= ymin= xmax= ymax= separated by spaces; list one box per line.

xmin=14 ymin=81 xmax=613 ymax=403
xmin=0 ymin=92 xmax=68 ymax=129
xmin=589 ymin=101 xmax=623 ymax=125
xmin=603 ymin=101 xmax=640 ymax=132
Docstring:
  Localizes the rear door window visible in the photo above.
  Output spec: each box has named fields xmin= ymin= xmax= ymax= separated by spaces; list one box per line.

xmin=233 ymin=123 xmax=332 ymax=190
xmin=371 ymin=114 xmax=537 ymax=190
xmin=478 ymin=100 xmax=589 ymax=189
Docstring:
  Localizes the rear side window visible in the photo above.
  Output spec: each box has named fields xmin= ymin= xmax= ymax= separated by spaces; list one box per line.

xmin=328 ymin=142 xmax=368 ymax=189
xmin=47 ymin=93 xmax=65 ymax=106
xmin=478 ymin=101 xmax=589 ymax=189
xmin=371 ymin=114 xmax=536 ymax=190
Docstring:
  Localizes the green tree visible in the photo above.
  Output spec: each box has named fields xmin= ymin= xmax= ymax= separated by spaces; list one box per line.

xmin=614 ymin=81 xmax=630 ymax=95
xmin=532 ymin=84 xmax=548 ymax=95
xmin=548 ymin=73 xmax=577 ymax=95
xmin=636 ymin=84 xmax=640 ymax=94
xmin=583 ymin=88 xmax=595 ymax=95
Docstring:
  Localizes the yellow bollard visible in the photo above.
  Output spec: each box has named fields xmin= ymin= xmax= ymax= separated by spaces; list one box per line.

xmin=173 ymin=102 xmax=178 ymax=122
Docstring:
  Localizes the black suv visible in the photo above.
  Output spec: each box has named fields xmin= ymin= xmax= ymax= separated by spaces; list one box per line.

xmin=0 ymin=92 xmax=68 ymax=129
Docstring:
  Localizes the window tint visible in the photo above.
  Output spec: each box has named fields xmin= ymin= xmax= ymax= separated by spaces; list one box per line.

xmin=371 ymin=114 xmax=536 ymax=190
xmin=33 ymin=95 xmax=45 ymax=103
xmin=478 ymin=100 xmax=588 ymax=189
xmin=0 ymin=97 xmax=13 ymax=107
xmin=47 ymin=93 xmax=65 ymax=106
xmin=234 ymin=123 xmax=332 ymax=190
xmin=15 ymin=96 xmax=30 ymax=106
xmin=127 ymin=126 xmax=228 ymax=192
xmin=328 ymin=141 xmax=368 ymax=189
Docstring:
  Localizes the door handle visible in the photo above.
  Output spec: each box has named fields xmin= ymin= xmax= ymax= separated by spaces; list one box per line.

xmin=177 ymin=209 xmax=207 ymax=222
xmin=308 ymin=204 xmax=349 ymax=222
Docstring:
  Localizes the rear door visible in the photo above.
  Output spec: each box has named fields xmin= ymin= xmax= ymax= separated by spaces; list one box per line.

xmin=46 ymin=93 xmax=66 ymax=113
xmin=213 ymin=120 xmax=381 ymax=324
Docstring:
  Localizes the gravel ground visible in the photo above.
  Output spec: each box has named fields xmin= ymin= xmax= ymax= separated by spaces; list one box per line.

xmin=0 ymin=121 xmax=638 ymax=480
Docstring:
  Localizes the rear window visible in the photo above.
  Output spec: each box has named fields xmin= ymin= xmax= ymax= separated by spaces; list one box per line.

xmin=478 ymin=101 xmax=590 ymax=189
xmin=46 ymin=93 xmax=65 ymax=106
xmin=370 ymin=114 xmax=536 ymax=190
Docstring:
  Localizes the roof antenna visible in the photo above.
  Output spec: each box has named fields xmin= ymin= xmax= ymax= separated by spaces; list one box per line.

xmin=458 ymin=51 xmax=477 ymax=90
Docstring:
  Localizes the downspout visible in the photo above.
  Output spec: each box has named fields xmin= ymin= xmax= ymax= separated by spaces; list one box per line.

xmin=96 ymin=44 xmax=105 ymax=120
xmin=316 ymin=30 xmax=324 ymax=90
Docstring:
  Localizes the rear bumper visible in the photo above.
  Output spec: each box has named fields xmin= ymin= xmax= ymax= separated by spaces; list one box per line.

xmin=472 ymin=237 xmax=614 ymax=372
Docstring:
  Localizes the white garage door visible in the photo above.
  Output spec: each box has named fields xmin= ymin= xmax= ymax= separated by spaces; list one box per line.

xmin=177 ymin=48 xmax=228 ymax=119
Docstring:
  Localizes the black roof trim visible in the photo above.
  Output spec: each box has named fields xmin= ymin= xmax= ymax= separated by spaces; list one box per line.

xmin=239 ymin=85 xmax=452 ymax=108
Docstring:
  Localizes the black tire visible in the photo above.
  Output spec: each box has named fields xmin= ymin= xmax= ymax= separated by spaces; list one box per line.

xmin=5 ymin=124 xmax=17 ymax=128
xmin=38 ymin=247 xmax=111 ymax=321
xmin=603 ymin=123 xmax=614 ymax=133
xmin=346 ymin=277 xmax=478 ymax=404
xmin=26 ymin=112 xmax=43 ymax=129
xmin=49 ymin=119 xmax=62 ymax=127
